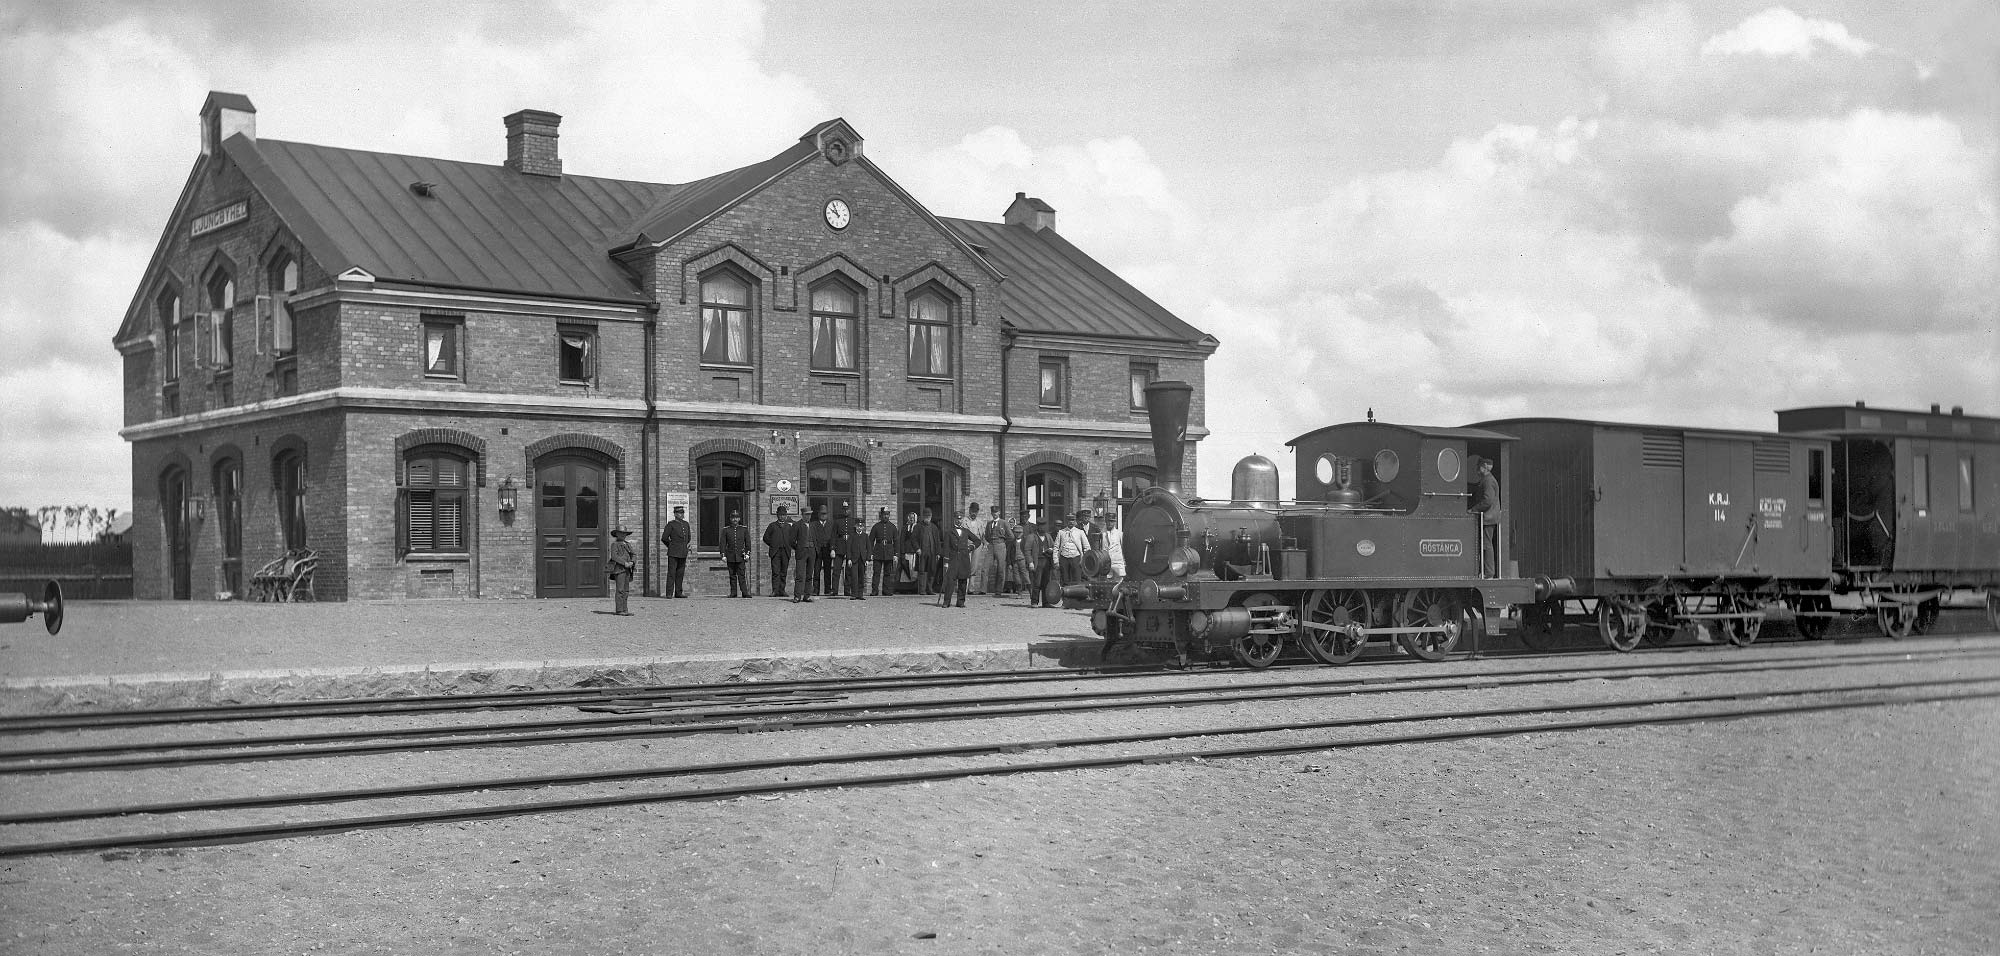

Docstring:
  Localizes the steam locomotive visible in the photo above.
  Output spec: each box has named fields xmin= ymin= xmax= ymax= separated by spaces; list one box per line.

xmin=1080 ymin=381 xmax=2000 ymax=667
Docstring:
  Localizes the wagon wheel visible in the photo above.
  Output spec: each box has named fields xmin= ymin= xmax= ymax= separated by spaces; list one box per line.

xmin=1719 ymin=586 xmax=1761 ymax=647
xmin=1915 ymin=599 xmax=1940 ymax=634
xmin=1395 ymin=588 xmax=1464 ymax=662
xmin=1792 ymin=595 xmax=1831 ymax=641
xmin=1875 ymin=588 xmax=1918 ymax=640
xmin=1596 ymin=598 xmax=1647 ymax=652
xmin=1518 ymin=601 xmax=1559 ymax=651
xmin=1988 ymin=592 xmax=2000 ymax=631
xmin=1299 ymin=589 xmax=1371 ymax=665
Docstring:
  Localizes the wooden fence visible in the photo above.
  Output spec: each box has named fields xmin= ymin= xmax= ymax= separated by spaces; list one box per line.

xmin=0 ymin=542 xmax=134 ymax=599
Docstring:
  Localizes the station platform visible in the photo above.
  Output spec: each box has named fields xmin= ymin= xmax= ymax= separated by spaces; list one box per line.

xmin=0 ymin=591 xmax=1108 ymax=713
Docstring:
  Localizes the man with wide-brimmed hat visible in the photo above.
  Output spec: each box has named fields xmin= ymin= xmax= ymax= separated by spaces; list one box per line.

xmin=762 ymin=504 xmax=794 ymax=598
xmin=606 ymin=527 xmax=636 ymax=615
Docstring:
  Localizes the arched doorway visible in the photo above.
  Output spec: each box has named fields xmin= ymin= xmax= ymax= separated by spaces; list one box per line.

xmin=1022 ymin=465 xmax=1080 ymax=530
xmin=160 ymin=466 xmax=193 ymax=600
xmin=898 ymin=459 xmax=962 ymax=529
xmin=536 ymin=453 xmax=609 ymax=598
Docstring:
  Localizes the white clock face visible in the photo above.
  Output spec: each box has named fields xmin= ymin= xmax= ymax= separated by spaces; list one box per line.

xmin=824 ymin=199 xmax=851 ymax=230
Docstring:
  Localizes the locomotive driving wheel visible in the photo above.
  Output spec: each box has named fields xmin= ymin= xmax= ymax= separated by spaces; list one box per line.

xmin=1596 ymin=598 xmax=1648 ymax=652
xmin=1299 ymin=589 xmax=1371 ymax=665
xmin=1231 ymin=629 xmax=1285 ymax=669
xmin=1394 ymin=588 xmax=1464 ymax=662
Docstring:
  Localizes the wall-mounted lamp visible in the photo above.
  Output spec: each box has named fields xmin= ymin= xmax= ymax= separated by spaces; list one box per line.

xmin=191 ymin=496 xmax=208 ymax=521
xmin=498 ymin=476 xmax=518 ymax=513
xmin=1093 ymin=491 xmax=1110 ymax=516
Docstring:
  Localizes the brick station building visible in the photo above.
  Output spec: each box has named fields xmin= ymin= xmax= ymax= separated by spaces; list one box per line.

xmin=114 ymin=92 xmax=1215 ymax=601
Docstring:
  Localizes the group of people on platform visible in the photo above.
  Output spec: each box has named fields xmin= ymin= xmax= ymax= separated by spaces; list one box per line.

xmin=601 ymin=501 xmax=1125 ymax=614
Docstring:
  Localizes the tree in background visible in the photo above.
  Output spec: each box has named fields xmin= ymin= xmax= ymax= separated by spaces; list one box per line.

xmin=14 ymin=505 xmax=121 ymax=544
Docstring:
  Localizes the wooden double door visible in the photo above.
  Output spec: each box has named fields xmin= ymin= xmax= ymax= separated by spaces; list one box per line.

xmin=537 ymin=455 xmax=608 ymax=598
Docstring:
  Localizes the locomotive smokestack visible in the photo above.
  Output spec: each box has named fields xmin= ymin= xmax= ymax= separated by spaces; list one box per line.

xmin=1143 ymin=380 xmax=1193 ymax=495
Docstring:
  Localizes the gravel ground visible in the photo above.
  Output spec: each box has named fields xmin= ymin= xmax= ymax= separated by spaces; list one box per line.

xmin=2 ymin=647 xmax=1997 ymax=955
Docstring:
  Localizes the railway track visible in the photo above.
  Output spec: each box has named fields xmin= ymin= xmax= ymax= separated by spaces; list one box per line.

xmin=2 ymin=674 xmax=1992 ymax=858
xmin=5 ymin=644 xmax=1995 ymax=773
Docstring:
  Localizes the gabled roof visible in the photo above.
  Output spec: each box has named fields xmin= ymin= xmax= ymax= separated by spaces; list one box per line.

xmin=943 ymin=217 xmax=1210 ymax=345
xmin=232 ymin=137 xmax=675 ymax=302
xmin=618 ymin=140 xmax=818 ymax=248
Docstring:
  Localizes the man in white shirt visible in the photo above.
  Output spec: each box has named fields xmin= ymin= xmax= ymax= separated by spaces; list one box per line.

xmin=1054 ymin=513 xmax=1090 ymax=586
xmin=1102 ymin=510 xmax=1125 ymax=584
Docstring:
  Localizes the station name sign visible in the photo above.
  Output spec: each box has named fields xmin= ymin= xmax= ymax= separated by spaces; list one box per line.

xmin=191 ymin=201 xmax=249 ymax=238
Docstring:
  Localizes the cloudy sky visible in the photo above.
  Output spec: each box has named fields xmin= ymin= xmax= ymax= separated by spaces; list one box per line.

xmin=2 ymin=0 xmax=1994 ymax=510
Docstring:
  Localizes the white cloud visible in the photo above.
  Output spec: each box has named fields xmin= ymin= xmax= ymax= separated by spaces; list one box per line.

xmin=1702 ymin=8 xmax=1876 ymax=60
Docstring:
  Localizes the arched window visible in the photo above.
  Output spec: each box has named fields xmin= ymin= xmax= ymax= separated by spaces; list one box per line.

xmin=806 ymin=458 xmax=859 ymax=519
xmin=696 ymin=454 xmax=755 ymax=550
xmin=157 ymin=289 xmax=182 ymax=383
xmin=214 ymin=456 xmax=243 ymax=597
xmin=401 ymin=447 xmax=470 ymax=554
xmin=699 ymin=270 xmax=752 ymax=366
xmin=1115 ymin=466 xmax=1156 ymax=514
xmin=267 ymin=251 xmax=299 ymax=355
xmin=206 ymin=268 xmax=236 ymax=369
xmin=275 ymin=449 xmax=307 ymax=550
xmin=1023 ymin=466 xmax=1079 ymax=530
xmin=809 ymin=280 xmax=860 ymax=372
xmin=906 ymin=289 xmax=951 ymax=378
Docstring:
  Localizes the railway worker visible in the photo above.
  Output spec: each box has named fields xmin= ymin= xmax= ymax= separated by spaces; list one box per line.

xmin=840 ymin=505 xmax=870 ymax=600
xmin=606 ymin=527 xmax=636 ymax=615
xmin=826 ymin=505 xmax=853 ymax=598
xmin=897 ymin=511 xmax=921 ymax=594
xmin=790 ymin=505 xmax=826 ymax=602
xmin=981 ymin=506 xmax=1014 ymax=595
xmin=1470 ymin=458 xmax=1500 ymax=576
xmin=1020 ymin=519 xmax=1054 ymax=607
xmin=868 ymin=508 xmax=900 ymax=596
xmin=1055 ymin=513 xmax=1089 ymax=586
xmin=913 ymin=508 xmax=944 ymax=595
xmin=938 ymin=513 xmax=980 ymax=608
xmin=660 ymin=506 xmax=692 ymax=598
xmin=961 ymin=502 xmax=989 ymax=594
xmin=762 ymin=505 xmax=794 ymax=598
xmin=719 ymin=511 xmax=753 ymax=598
xmin=1103 ymin=509 xmax=1126 ymax=586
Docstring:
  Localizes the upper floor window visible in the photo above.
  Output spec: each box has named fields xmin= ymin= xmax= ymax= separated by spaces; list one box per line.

xmin=206 ymin=270 xmax=235 ymax=369
xmin=423 ymin=316 xmax=462 ymax=379
xmin=700 ymin=271 xmax=752 ymax=366
xmin=558 ymin=325 xmax=595 ymax=384
xmin=1130 ymin=361 xmax=1157 ymax=411
xmin=810 ymin=281 xmax=859 ymax=373
xmin=268 ymin=253 xmax=299 ymax=355
xmin=158 ymin=290 xmax=181 ymax=382
xmin=1038 ymin=356 xmax=1068 ymax=411
xmin=402 ymin=448 xmax=469 ymax=554
xmin=907 ymin=291 xmax=951 ymax=378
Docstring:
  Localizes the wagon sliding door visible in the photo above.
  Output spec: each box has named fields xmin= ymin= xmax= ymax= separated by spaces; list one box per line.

xmin=1683 ymin=436 xmax=1755 ymax=574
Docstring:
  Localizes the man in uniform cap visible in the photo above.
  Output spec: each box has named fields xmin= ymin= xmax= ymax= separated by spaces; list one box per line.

xmin=762 ymin=505 xmax=794 ymax=598
xmin=790 ymin=505 xmax=826 ymax=601
xmin=827 ymin=503 xmax=855 ymax=598
xmin=661 ymin=505 xmax=692 ymax=598
xmin=606 ymin=527 xmax=636 ymax=615
xmin=913 ymin=508 xmax=943 ymax=595
xmin=720 ymin=510 xmax=753 ymax=598
xmin=868 ymin=507 xmax=899 ymax=596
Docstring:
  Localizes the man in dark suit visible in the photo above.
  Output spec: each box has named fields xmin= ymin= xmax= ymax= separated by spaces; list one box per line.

xmin=868 ymin=508 xmax=899 ymax=596
xmin=914 ymin=507 xmax=944 ymax=595
xmin=660 ymin=505 xmax=692 ymax=598
xmin=939 ymin=515 xmax=980 ymax=608
xmin=819 ymin=505 xmax=841 ymax=596
xmin=842 ymin=506 xmax=870 ymax=599
xmin=897 ymin=511 xmax=920 ymax=594
xmin=762 ymin=505 xmax=793 ymax=598
xmin=720 ymin=510 xmax=753 ymax=598
xmin=827 ymin=504 xmax=853 ymax=598
xmin=791 ymin=505 xmax=825 ymax=602
xmin=1020 ymin=520 xmax=1053 ymax=608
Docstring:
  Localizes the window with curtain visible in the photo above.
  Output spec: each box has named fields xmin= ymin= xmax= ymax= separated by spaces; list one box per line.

xmin=558 ymin=326 xmax=595 ymax=384
xmin=1039 ymin=356 xmax=1068 ymax=410
xmin=1129 ymin=361 xmax=1157 ymax=411
xmin=809 ymin=281 xmax=859 ymax=372
xmin=402 ymin=448 xmax=468 ymax=554
xmin=906 ymin=290 xmax=951 ymax=378
xmin=423 ymin=318 xmax=460 ymax=378
xmin=700 ymin=271 xmax=752 ymax=366
xmin=206 ymin=270 xmax=235 ymax=369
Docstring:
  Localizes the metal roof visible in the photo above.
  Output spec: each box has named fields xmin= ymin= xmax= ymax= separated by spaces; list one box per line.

xmin=1472 ymin=417 xmax=1816 ymax=443
xmin=943 ymin=218 xmax=1210 ymax=344
xmin=236 ymin=138 xmax=675 ymax=302
xmin=619 ymin=140 xmax=817 ymax=248
xmin=1287 ymin=422 xmax=1519 ymax=447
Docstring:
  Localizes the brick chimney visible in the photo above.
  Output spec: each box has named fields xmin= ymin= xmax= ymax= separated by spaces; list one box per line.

xmin=1004 ymin=192 xmax=1056 ymax=231
xmin=504 ymin=109 xmax=562 ymax=177
xmin=200 ymin=91 xmax=256 ymax=157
